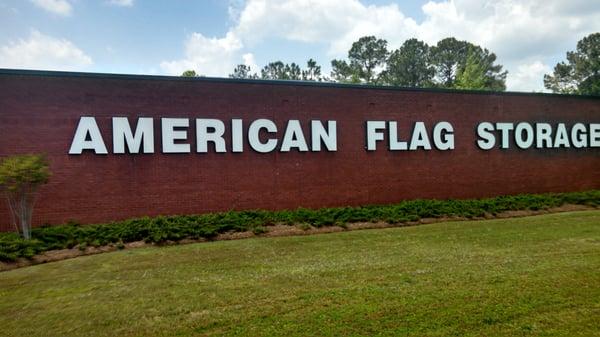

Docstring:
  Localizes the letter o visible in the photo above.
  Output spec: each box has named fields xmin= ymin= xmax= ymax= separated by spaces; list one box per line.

xmin=515 ymin=122 xmax=534 ymax=149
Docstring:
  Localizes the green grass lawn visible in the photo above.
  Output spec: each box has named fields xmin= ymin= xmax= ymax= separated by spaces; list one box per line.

xmin=1 ymin=211 xmax=599 ymax=337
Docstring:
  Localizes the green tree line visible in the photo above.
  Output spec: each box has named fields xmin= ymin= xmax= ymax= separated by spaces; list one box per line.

xmin=226 ymin=36 xmax=508 ymax=91
xmin=183 ymin=33 xmax=600 ymax=94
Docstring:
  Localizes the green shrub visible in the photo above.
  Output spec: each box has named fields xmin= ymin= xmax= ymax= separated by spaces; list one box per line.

xmin=0 ymin=190 xmax=598 ymax=262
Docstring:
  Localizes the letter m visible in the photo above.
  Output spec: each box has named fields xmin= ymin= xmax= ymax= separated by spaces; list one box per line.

xmin=112 ymin=117 xmax=154 ymax=154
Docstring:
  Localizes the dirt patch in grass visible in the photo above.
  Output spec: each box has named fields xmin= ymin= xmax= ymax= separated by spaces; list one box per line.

xmin=1 ymin=204 xmax=597 ymax=272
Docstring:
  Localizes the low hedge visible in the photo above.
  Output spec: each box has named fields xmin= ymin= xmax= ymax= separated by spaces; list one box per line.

xmin=1 ymin=190 xmax=599 ymax=262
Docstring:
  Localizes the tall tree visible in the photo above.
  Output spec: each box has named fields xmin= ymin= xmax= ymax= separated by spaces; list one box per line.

xmin=430 ymin=37 xmax=469 ymax=87
xmin=467 ymin=46 xmax=507 ymax=91
xmin=454 ymin=47 xmax=488 ymax=90
xmin=331 ymin=36 xmax=389 ymax=84
xmin=258 ymin=60 xmax=320 ymax=80
xmin=302 ymin=58 xmax=322 ymax=81
xmin=0 ymin=154 xmax=50 ymax=239
xmin=284 ymin=63 xmax=302 ymax=80
xmin=229 ymin=64 xmax=258 ymax=79
xmin=430 ymin=37 xmax=506 ymax=90
xmin=544 ymin=32 xmax=600 ymax=95
xmin=260 ymin=61 xmax=288 ymax=80
xmin=383 ymin=38 xmax=434 ymax=87
xmin=330 ymin=59 xmax=360 ymax=83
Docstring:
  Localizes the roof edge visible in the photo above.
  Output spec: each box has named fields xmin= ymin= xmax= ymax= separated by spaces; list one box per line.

xmin=1 ymin=68 xmax=599 ymax=99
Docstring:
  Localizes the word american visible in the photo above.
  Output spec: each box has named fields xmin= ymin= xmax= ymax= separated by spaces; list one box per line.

xmin=68 ymin=117 xmax=599 ymax=154
xmin=69 ymin=117 xmax=337 ymax=154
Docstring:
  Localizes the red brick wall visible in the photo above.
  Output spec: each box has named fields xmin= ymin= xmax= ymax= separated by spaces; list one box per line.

xmin=1 ymin=70 xmax=599 ymax=230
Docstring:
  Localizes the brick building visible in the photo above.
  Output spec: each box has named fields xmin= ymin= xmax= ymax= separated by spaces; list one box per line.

xmin=0 ymin=69 xmax=598 ymax=230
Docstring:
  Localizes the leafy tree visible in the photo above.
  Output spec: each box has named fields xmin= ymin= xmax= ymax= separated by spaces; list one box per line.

xmin=454 ymin=47 xmax=488 ymax=90
xmin=302 ymin=58 xmax=322 ymax=81
xmin=229 ymin=64 xmax=258 ymax=79
xmin=331 ymin=36 xmax=389 ymax=84
xmin=430 ymin=37 xmax=506 ymax=90
xmin=284 ymin=62 xmax=302 ymax=80
xmin=260 ymin=61 xmax=320 ymax=80
xmin=231 ymin=59 xmax=323 ymax=81
xmin=544 ymin=32 xmax=600 ymax=95
xmin=330 ymin=59 xmax=360 ymax=83
xmin=181 ymin=70 xmax=198 ymax=77
xmin=0 ymin=154 xmax=50 ymax=239
xmin=466 ymin=46 xmax=507 ymax=90
xmin=430 ymin=37 xmax=469 ymax=87
xmin=261 ymin=61 xmax=288 ymax=80
xmin=383 ymin=38 xmax=434 ymax=87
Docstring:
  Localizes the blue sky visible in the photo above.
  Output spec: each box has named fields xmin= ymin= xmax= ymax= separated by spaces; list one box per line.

xmin=1 ymin=0 xmax=599 ymax=91
xmin=1 ymin=0 xmax=237 ymax=73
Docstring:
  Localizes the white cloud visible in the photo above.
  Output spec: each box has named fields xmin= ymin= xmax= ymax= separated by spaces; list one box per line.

xmin=0 ymin=30 xmax=93 ymax=71
xmin=30 ymin=0 xmax=72 ymax=16
xmin=107 ymin=0 xmax=134 ymax=7
xmin=506 ymin=60 xmax=551 ymax=92
xmin=233 ymin=0 xmax=419 ymax=56
xmin=161 ymin=0 xmax=419 ymax=79
xmin=162 ymin=0 xmax=600 ymax=91
xmin=417 ymin=1 xmax=587 ymax=61
xmin=242 ymin=53 xmax=259 ymax=73
xmin=160 ymin=32 xmax=242 ymax=76
xmin=414 ymin=0 xmax=600 ymax=91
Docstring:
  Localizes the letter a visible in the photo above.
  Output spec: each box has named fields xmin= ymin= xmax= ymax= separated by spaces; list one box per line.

xmin=69 ymin=117 xmax=108 ymax=154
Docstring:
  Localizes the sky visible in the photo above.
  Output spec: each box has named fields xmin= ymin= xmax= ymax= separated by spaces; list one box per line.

xmin=0 ymin=0 xmax=599 ymax=92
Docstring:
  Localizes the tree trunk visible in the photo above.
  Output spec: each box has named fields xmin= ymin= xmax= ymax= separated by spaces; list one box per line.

xmin=6 ymin=194 xmax=20 ymax=235
xmin=4 ymin=186 xmax=37 ymax=239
